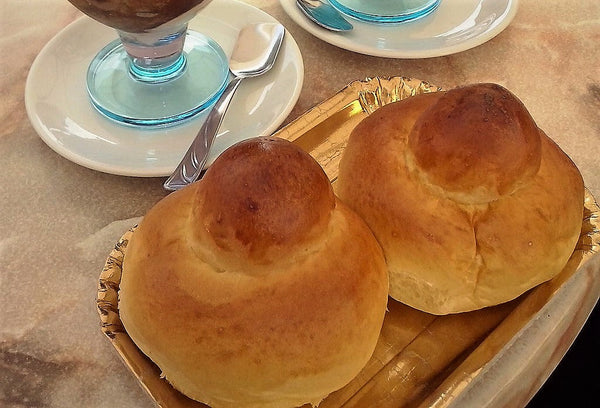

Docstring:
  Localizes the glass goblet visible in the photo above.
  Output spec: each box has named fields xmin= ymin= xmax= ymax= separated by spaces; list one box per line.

xmin=328 ymin=0 xmax=441 ymax=23
xmin=67 ymin=0 xmax=229 ymax=126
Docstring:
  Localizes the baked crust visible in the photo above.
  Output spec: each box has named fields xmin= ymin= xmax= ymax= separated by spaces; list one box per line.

xmin=119 ymin=137 xmax=389 ymax=407
xmin=337 ymin=84 xmax=584 ymax=315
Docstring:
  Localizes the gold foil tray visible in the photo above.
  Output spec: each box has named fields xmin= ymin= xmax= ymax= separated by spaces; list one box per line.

xmin=97 ymin=77 xmax=600 ymax=408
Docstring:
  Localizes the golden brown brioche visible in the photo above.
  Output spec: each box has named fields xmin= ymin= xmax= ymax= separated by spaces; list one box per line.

xmin=119 ymin=137 xmax=389 ymax=408
xmin=337 ymin=83 xmax=584 ymax=315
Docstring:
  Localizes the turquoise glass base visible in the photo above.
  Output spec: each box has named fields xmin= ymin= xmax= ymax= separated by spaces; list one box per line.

xmin=328 ymin=0 xmax=441 ymax=23
xmin=86 ymin=31 xmax=229 ymax=127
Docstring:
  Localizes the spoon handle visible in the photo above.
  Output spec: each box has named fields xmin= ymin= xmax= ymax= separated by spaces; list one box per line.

xmin=163 ymin=76 xmax=244 ymax=191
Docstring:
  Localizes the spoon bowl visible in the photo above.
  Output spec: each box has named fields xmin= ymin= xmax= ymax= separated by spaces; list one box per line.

xmin=164 ymin=23 xmax=285 ymax=191
xmin=296 ymin=0 xmax=353 ymax=32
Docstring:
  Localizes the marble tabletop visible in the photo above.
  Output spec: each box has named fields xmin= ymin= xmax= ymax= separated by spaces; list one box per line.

xmin=1 ymin=1 xmax=598 ymax=407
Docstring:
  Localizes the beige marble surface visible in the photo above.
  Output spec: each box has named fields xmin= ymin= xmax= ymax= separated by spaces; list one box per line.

xmin=1 ymin=1 xmax=598 ymax=407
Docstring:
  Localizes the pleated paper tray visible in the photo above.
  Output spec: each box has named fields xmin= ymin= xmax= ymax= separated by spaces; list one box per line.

xmin=97 ymin=77 xmax=600 ymax=408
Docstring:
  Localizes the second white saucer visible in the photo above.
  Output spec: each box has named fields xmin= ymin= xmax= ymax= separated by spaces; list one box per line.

xmin=280 ymin=0 xmax=519 ymax=58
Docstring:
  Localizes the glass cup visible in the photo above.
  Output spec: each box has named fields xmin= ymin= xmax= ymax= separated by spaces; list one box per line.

xmin=328 ymin=0 xmax=441 ymax=23
xmin=67 ymin=0 xmax=229 ymax=126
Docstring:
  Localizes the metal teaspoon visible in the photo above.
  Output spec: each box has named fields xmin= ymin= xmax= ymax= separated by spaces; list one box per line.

xmin=164 ymin=22 xmax=286 ymax=191
xmin=296 ymin=0 xmax=353 ymax=32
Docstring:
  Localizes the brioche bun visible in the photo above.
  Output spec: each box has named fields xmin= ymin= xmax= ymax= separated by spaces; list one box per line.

xmin=337 ymin=83 xmax=584 ymax=315
xmin=119 ymin=137 xmax=389 ymax=407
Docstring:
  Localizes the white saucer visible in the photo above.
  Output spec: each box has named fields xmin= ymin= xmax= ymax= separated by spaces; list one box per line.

xmin=280 ymin=0 xmax=519 ymax=58
xmin=25 ymin=0 xmax=304 ymax=177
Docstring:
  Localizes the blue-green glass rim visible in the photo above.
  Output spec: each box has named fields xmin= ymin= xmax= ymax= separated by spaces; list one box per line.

xmin=328 ymin=0 xmax=441 ymax=24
